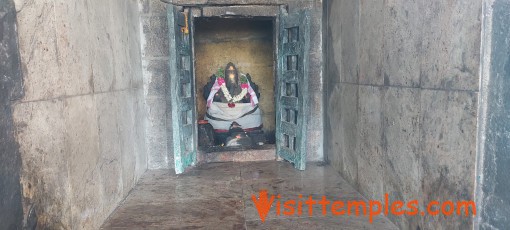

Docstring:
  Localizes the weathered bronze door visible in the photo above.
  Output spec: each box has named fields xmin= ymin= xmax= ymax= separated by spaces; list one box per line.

xmin=276 ymin=9 xmax=311 ymax=170
xmin=168 ymin=6 xmax=197 ymax=174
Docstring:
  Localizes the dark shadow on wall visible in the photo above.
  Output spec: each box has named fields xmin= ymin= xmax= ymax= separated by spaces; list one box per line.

xmin=475 ymin=0 xmax=510 ymax=228
xmin=0 ymin=0 xmax=24 ymax=229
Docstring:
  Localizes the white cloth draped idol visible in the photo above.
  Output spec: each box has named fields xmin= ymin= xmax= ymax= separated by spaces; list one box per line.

xmin=205 ymin=102 xmax=263 ymax=130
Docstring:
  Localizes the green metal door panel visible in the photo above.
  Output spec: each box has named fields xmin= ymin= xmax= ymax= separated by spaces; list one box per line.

xmin=168 ymin=6 xmax=197 ymax=174
xmin=276 ymin=9 xmax=311 ymax=170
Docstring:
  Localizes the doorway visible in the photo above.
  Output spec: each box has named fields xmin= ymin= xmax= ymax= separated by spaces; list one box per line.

xmin=194 ymin=18 xmax=277 ymax=154
xmin=167 ymin=5 xmax=311 ymax=173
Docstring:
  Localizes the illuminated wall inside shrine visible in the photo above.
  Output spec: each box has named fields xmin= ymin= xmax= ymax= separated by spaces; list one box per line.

xmin=194 ymin=18 xmax=276 ymax=139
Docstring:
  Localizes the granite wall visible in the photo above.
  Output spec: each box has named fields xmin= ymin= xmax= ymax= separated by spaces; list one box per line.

xmin=324 ymin=0 xmax=481 ymax=229
xmin=0 ymin=0 xmax=24 ymax=228
xmin=11 ymin=0 xmax=147 ymax=228
xmin=475 ymin=0 xmax=510 ymax=229
xmin=139 ymin=0 xmax=174 ymax=169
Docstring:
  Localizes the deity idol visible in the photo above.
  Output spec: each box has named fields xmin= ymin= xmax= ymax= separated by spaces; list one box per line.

xmin=203 ymin=63 xmax=265 ymax=146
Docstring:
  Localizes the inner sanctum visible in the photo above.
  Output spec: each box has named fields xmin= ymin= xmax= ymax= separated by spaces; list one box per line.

xmin=194 ymin=18 xmax=276 ymax=152
xmin=165 ymin=3 xmax=323 ymax=174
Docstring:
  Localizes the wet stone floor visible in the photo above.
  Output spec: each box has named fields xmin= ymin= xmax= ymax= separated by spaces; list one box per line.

xmin=101 ymin=161 xmax=397 ymax=229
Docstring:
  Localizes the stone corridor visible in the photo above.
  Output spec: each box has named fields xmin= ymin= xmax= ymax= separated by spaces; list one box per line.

xmin=101 ymin=161 xmax=397 ymax=229
xmin=3 ymin=0 xmax=510 ymax=228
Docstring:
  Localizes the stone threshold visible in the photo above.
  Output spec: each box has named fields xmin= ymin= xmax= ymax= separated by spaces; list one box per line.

xmin=198 ymin=144 xmax=276 ymax=163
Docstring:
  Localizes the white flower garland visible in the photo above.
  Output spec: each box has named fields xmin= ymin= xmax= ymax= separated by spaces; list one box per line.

xmin=220 ymin=84 xmax=248 ymax=102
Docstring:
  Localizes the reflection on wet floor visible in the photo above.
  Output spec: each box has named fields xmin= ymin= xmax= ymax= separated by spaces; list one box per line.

xmin=101 ymin=161 xmax=397 ymax=229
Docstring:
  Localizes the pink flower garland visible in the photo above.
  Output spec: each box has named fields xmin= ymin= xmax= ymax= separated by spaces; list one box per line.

xmin=217 ymin=77 xmax=225 ymax=86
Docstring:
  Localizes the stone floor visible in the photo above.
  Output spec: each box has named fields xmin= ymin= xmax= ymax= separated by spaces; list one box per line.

xmin=101 ymin=161 xmax=398 ymax=229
